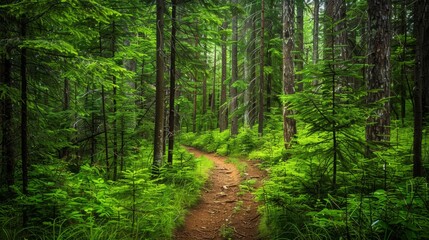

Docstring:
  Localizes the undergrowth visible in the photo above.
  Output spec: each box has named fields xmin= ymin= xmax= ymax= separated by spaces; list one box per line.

xmin=0 ymin=144 xmax=213 ymax=240
xmin=180 ymin=121 xmax=429 ymax=240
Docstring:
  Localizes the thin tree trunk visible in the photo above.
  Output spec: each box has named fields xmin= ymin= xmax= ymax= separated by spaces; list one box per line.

xmin=399 ymin=0 xmax=407 ymax=125
xmin=20 ymin=17 xmax=29 ymax=227
xmin=312 ymin=0 xmax=320 ymax=85
xmin=168 ymin=0 xmax=177 ymax=165
xmin=153 ymin=0 xmax=165 ymax=171
xmin=282 ymin=0 xmax=297 ymax=148
xmin=202 ymin=50 xmax=207 ymax=116
xmin=296 ymin=0 xmax=304 ymax=91
xmin=192 ymin=74 xmax=197 ymax=133
xmin=219 ymin=22 xmax=228 ymax=132
xmin=366 ymin=0 xmax=391 ymax=152
xmin=63 ymin=79 xmax=70 ymax=111
xmin=244 ymin=17 xmax=251 ymax=126
xmin=112 ymin=21 xmax=118 ymax=181
xmin=101 ymin=86 xmax=109 ymax=177
xmin=413 ymin=0 xmax=428 ymax=177
xmin=245 ymin=6 xmax=257 ymax=128
xmin=59 ymin=77 xmax=71 ymax=160
xmin=90 ymin=97 xmax=96 ymax=166
xmin=231 ymin=0 xmax=239 ymax=136
xmin=2 ymin=44 xmax=14 ymax=192
xmin=211 ymin=45 xmax=216 ymax=115
xmin=258 ymin=0 xmax=265 ymax=136
xmin=120 ymin=116 xmax=125 ymax=171
xmin=266 ymin=21 xmax=273 ymax=112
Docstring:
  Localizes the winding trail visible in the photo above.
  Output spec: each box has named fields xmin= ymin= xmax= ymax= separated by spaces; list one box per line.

xmin=175 ymin=147 xmax=266 ymax=240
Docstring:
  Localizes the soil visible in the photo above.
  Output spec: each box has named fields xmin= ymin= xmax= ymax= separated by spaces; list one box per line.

xmin=174 ymin=147 xmax=266 ymax=240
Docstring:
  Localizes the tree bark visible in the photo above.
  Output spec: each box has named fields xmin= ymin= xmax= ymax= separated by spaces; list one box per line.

xmin=366 ymin=0 xmax=391 ymax=151
xmin=167 ymin=0 xmax=177 ymax=165
xmin=413 ymin=0 xmax=428 ymax=177
xmin=20 ymin=17 xmax=29 ymax=227
xmin=211 ymin=45 xmax=217 ymax=115
xmin=312 ymin=0 xmax=320 ymax=85
xmin=282 ymin=0 xmax=296 ymax=148
xmin=1 ymin=43 xmax=14 ymax=192
xmin=231 ymin=0 xmax=239 ymax=136
xmin=219 ymin=21 xmax=228 ymax=132
xmin=313 ymin=0 xmax=319 ymax=65
xmin=325 ymin=0 xmax=347 ymax=63
xmin=112 ymin=21 xmax=118 ymax=181
xmin=153 ymin=0 xmax=165 ymax=172
xmin=258 ymin=0 xmax=265 ymax=136
xmin=296 ymin=0 xmax=304 ymax=92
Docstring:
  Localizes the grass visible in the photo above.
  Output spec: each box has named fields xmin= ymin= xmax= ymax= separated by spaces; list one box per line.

xmin=219 ymin=223 xmax=234 ymax=239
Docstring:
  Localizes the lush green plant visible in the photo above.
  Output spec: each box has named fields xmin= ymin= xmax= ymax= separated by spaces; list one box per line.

xmin=0 ymin=146 xmax=213 ymax=240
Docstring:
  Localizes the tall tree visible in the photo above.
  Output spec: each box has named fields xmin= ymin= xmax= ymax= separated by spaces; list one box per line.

xmin=312 ymin=0 xmax=320 ymax=85
xmin=312 ymin=0 xmax=319 ymax=65
xmin=366 ymin=0 xmax=391 ymax=152
xmin=296 ymin=0 xmax=304 ymax=91
xmin=219 ymin=21 xmax=228 ymax=132
xmin=413 ymin=0 xmax=428 ymax=177
xmin=258 ymin=0 xmax=265 ymax=136
xmin=230 ymin=0 xmax=239 ymax=136
xmin=168 ymin=0 xmax=177 ymax=165
xmin=244 ymin=4 xmax=257 ymax=128
xmin=112 ymin=21 xmax=118 ymax=180
xmin=324 ymin=0 xmax=347 ymax=62
xmin=20 ymin=16 xmax=29 ymax=226
xmin=210 ymin=45 xmax=217 ymax=115
xmin=153 ymin=0 xmax=165 ymax=171
xmin=1 ymin=9 xmax=14 ymax=192
xmin=282 ymin=0 xmax=296 ymax=147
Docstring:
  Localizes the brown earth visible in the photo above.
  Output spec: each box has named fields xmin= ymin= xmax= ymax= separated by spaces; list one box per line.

xmin=174 ymin=147 xmax=266 ymax=240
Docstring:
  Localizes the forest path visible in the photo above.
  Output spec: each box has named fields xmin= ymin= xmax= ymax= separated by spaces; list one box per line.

xmin=174 ymin=147 xmax=266 ymax=240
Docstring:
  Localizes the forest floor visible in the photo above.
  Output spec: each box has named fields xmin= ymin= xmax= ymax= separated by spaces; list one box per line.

xmin=174 ymin=147 xmax=266 ymax=240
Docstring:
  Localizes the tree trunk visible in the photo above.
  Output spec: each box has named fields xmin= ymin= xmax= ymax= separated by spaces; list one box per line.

xmin=192 ymin=76 xmax=197 ymax=133
xmin=112 ymin=21 xmax=118 ymax=181
xmin=231 ymin=0 xmax=239 ymax=136
xmin=120 ymin=116 xmax=125 ymax=171
xmin=1 ymin=43 xmax=14 ymax=192
xmin=266 ymin=21 xmax=273 ymax=112
xmin=20 ymin=17 xmax=29 ymax=227
xmin=211 ymin=45 xmax=217 ymax=115
xmin=219 ymin=21 xmax=228 ymax=132
xmin=282 ymin=0 xmax=296 ymax=148
xmin=313 ymin=0 xmax=319 ymax=65
xmin=101 ymin=86 xmax=109 ymax=177
xmin=325 ymin=0 xmax=347 ymax=63
xmin=296 ymin=0 xmax=304 ymax=92
xmin=167 ymin=0 xmax=177 ymax=165
xmin=258 ymin=0 xmax=265 ymax=136
xmin=413 ymin=0 xmax=428 ymax=177
xmin=366 ymin=0 xmax=391 ymax=152
xmin=312 ymin=0 xmax=320 ymax=85
xmin=202 ymin=50 xmax=207 ymax=116
xmin=399 ymin=0 xmax=407 ymax=125
xmin=153 ymin=0 xmax=165 ymax=172
xmin=90 ymin=95 xmax=96 ymax=166
xmin=245 ymin=5 xmax=257 ymax=128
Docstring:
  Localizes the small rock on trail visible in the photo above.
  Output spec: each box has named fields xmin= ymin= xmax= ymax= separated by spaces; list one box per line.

xmin=174 ymin=147 xmax=266 ymax=240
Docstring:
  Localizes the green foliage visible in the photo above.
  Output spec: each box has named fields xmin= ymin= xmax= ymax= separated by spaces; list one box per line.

xmin=0 ymin=146 xmax=212 ymax=240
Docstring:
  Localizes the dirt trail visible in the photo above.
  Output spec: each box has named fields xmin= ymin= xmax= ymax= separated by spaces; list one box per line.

xmin=175 ymin=147 xmax=266 ymax=240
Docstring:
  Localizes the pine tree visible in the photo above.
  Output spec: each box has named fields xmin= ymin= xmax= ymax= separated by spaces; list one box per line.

xmin=366 ymin=0 xmax=391 ymax=153
xmin=282 ymin=0 xmax=296 ymax=147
